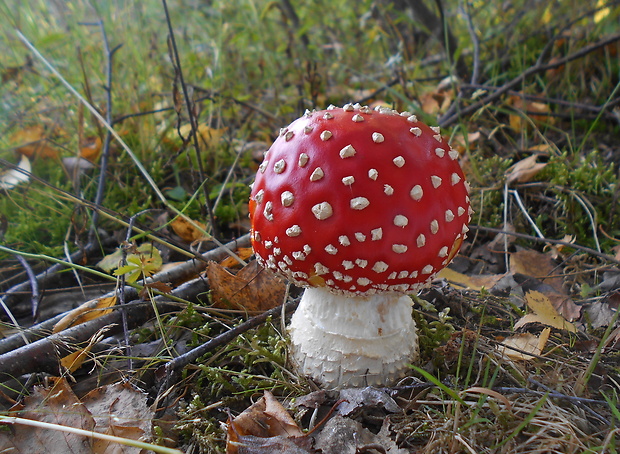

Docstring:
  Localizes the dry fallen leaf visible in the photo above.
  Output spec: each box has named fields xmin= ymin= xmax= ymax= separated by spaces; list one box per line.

xmin=437 ymin=267 xmax=504 ymax=292
xmin=82 ymin=382 xmax=154 ymax=454
xmin=170 ymin=216 xmax=208 ymax=243
xmin=0 ymin=377 xmax=156 ymax=454
xmin=546 ymin=292 xmax=581 ymax=322
xmin=499 ymin=327 xmax=551 ymax=361
xmin=509 ymin=249 xmax=564 ymax=293
xmin=62 ymin=156 xmax=96 ymax=176
xmin=313 ymin=415 xmax=407 ymax=454
xmin=337 ymin=388 xmax=400 ymax=416
xmin=420 ymin=87 xmax=454 ymax=116
xmin=1 ymin=377 xmax=95 ymax=453
xmin=226 ymin=391 xmax=311 ymax=454
xmin=10 ymin=124 xmax=59 ymax=159
xmin=53 ymin=296 xmax=118 ymax=333
xmin=207 ymin=260 xmax=286 ymax=312
xmin=60 ymin=346 xmax=95 ymax=374
xmin=80 ymin=136 xmax=103 ymax=162
xmin=450 ymin=131 xmax=481 ymax=154
xmin=505 ymin=154 xmax=547 ymax=185
xmin=514 ymin=291 xmax=576 ymax=332
xmin=229 ymin=391 xmax=303 ymax=439
xmin=508 ymin=95 xmax=555 ymax=132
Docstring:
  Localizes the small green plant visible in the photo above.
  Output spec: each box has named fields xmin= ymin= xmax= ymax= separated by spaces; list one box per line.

xmin=98 ymin=243 xmax=163 ymax=283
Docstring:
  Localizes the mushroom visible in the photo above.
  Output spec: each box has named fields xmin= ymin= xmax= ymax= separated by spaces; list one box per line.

xmin=249 ymin=104 xmax=471 ymax=388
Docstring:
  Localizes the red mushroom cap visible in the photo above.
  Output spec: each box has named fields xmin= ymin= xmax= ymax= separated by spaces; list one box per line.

xmin=250 ymin=104 xmax=471 ymax=297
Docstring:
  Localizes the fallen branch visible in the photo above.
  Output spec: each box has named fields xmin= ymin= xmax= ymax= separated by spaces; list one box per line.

xmin=155 ymin=298 xmax=299 ymax=403
xmin=0 ymin=235 xmax=250 ymax=355
xmin=0 ymin=270 xmax=218 ymax=382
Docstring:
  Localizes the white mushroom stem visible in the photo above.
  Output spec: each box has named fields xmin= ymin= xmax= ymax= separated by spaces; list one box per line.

xmin=288 ymin=287 xmax=419 ymax=389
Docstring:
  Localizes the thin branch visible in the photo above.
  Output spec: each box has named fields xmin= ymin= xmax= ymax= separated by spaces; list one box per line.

xmin=0 ymin=235 xmax=250 ymax=355
xmin=439 ymin=33 xmax=620 ymax=126
xmin=161 ymin=0 xmax=218 ymax=239
xmin=460 ymin=0 xmax=480 ymax=87
xmin=469 ymin=224 xmax=620 ymax=266
xmin=13 ymin=255 xmax=39 ymax=320
xmin=463 ymin=83 xmax=620 ymax=114
xmin=155 ymin=298 xmax=300 ymax=404
xmin=278 ymin=0 xmax=310 ymax=48
xmin=493 ymin=386 xmax=608 ymax=406
xmin=439 ymin=0 xmax=481 ymax=127
xmin=88 ymin=16 xmax=121 ymax=243
xmin=528 ymin=378 xmax=610 ymax=424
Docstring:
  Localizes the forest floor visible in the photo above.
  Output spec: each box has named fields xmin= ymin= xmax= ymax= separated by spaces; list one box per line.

xmin=1 ymin=0 xmax=620 ymax=452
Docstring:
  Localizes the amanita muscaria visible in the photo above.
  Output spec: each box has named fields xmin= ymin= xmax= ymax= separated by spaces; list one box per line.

xmin=249 ymin=104 xmax=471 ymax=388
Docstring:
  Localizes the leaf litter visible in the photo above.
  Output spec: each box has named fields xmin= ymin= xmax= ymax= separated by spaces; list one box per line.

xmin=0 ymin=378 xmax=154 ymax=454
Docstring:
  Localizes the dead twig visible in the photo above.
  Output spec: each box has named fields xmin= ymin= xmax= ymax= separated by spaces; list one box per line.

xmin=439 ymin=33 xmax=620 ymax=127
xmin=528 ymin=378 xmax=610 ymax=424
xmin=162 ymin=0 xmax=218 ymax=240
xmin=155 ymin=298 xmax=300 ymax=406
xmin=0 ymin=235 xmax=250 ymax=355
xmin=0 ymin=297 xmax=182 ymax=382
xmin=13 ymin=255 xmax=39 ymax=320
xmin=0 ymin=243 xmax=102 ymax=318
xmin=470 ymin=224 xmax=620 ymax=266
xmin=85 ymin=16 xmax=122 ymax=244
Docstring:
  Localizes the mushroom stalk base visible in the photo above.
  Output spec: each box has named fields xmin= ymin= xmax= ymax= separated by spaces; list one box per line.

xmin=288 ymin=287 xmax=419 ymax=389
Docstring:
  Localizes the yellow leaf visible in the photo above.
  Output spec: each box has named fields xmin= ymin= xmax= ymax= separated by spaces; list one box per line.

xmin=219 ymin=247 xmax=254 ymax=268
xmin=541 ymin=4 xmax=553 ymax=24
xmin=499 ymin=327 xmax=551 ymax=361
xmin=437 ymin=268 xmax=503 ymax=292
xmin=53 ymin=296 xmax=117 ymax=333
xmin=60 ymin=344 xmax=94 ymax=373
xmin=10 ymin=125 xmax=59 ymax=159
xmin=594 ymin=0 xmax=611 ymax=23
xmin=177 ymin=124 xmax=225 ymax=149
xmin=60 ymin=326 xmax=110 ymax=373
xmin=508 ymin=95 xmax=555 ymax=132
xmin=79 ymin=136 xmax=102 ymax=162
xmin=514 ymin=291 xmax=576 ymax=332
xmin=170 ymin=216 xmax=208 ymax=242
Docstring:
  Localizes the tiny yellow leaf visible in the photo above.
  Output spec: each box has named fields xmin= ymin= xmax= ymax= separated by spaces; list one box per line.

xmin=594 ymin=0 xmax=610 ymax=23
xmin=437 ymin=268 xmax=503 ymax=291
xmin=60 ymin=344 xmax=94 ymax=373
xmin=178 ymin=124 xmax=225 ymax=149
xmin=498 ymin=328 xmax=550 ymax=361
xmin=514 ymin=291 xmax=576 ymax=332
xmin=53 ymin=296 xmax=118 ymax=333
xmin=170 ymin=216 xmax=209 ymax=242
